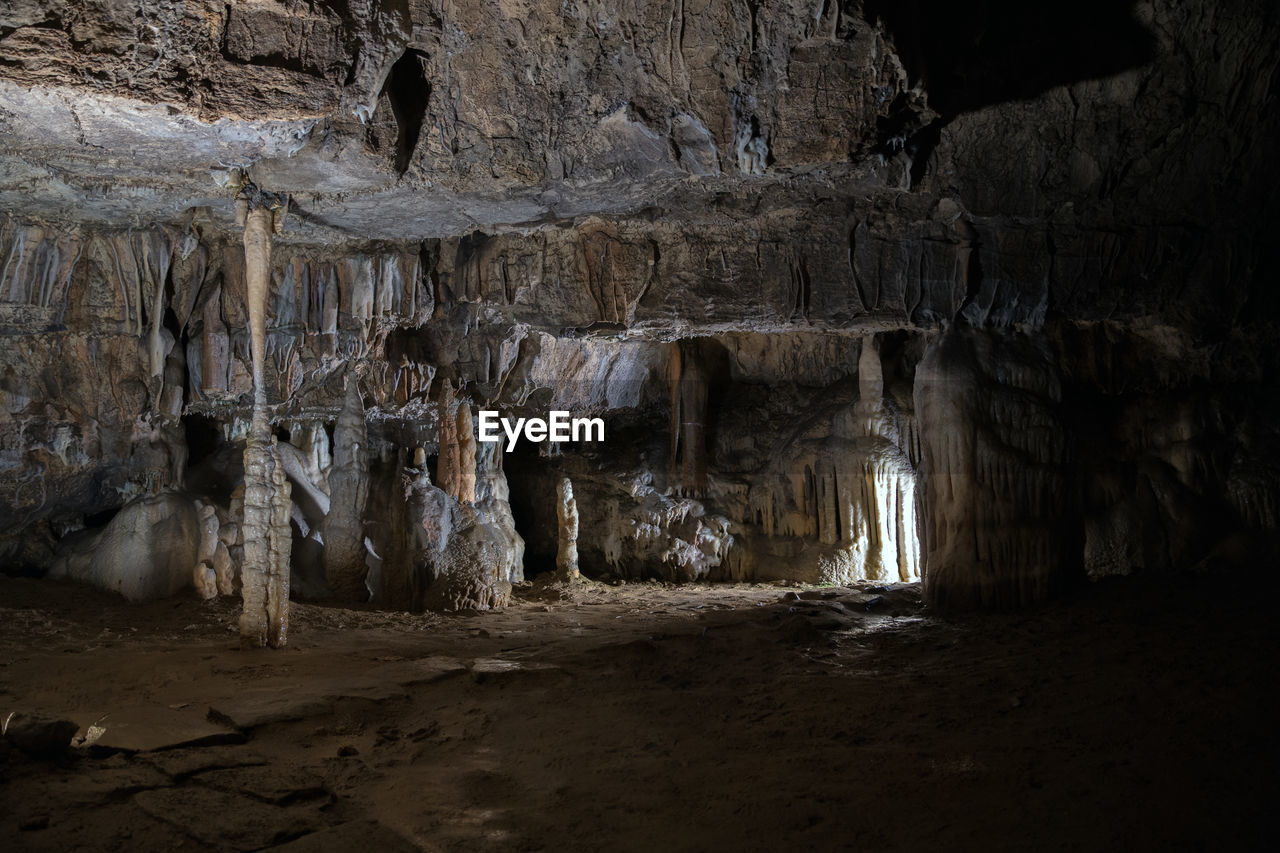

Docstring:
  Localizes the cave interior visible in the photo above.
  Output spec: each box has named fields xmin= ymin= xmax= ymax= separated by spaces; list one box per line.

xmin=0 ymin=0 xmax=1277 ymax=850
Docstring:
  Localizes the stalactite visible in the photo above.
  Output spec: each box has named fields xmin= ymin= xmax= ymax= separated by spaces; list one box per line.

xmin=199 ymin=286 xmax=228 ymax=394
xmin=237 ymin=202 xmax=292 ymax=649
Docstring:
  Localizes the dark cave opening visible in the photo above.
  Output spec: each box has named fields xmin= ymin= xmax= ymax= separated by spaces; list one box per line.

xmin=862 ymin=0 xmax=1156 ymax=119
xmin=504 ymin=440 xmax=557 ymax=579
xmin=383 ymin=48 xmax=431 ymax=174
xmin=81 ymin=506 xmax=120 ymax=528
xmin=182 ymin=414 xmax=222 ymax=469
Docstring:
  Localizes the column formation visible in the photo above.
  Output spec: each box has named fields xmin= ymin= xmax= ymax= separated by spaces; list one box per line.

xmin=237 ymin=191 xmax=293 ymax=648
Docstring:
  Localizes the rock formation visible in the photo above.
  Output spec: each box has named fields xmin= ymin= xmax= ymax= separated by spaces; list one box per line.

xmin=322 ymin=374 xmax=370 ymax=602
xmin=915 ymin=327 xmax=1072 ymax=610
xmin=0 ymin=0 xmax=1276 ymax=617
xmin=556 ymin=477 xmax=580 ymax=580
xmin=237 ymin=201 xmax=292 ymax=648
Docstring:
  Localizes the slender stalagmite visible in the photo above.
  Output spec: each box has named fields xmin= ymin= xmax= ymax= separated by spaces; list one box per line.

xmin=456 ymin=400 xmax=477 ymax=504
xmin=436 ymin=382 xmax=461 ymax=499
xmin=238 ymin=201 xmax=292 ymax=648
xmin=556 ymin=477 xmax=579 ymax=579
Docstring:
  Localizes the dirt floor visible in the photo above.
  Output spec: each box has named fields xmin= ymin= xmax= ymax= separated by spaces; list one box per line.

xmin=0 ymin=572 xmax=1276 ymax=852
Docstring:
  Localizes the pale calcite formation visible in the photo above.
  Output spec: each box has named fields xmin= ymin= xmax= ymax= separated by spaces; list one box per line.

xmin=212 ymin=541 xmax=235 ymax=596
xmin=238 ymin=429 xmax=293 ymax=647
xmin=236 ymin=204 xmax=292 ymax=648
xmin=556 ymin=477 xmax=579 ymax=579
xmin=435 ymin=383 xmax=461 ymax=499
xmin=596 ymin=471 xmax=734 ymax=583
xmin=709 ymin=337 xmax=920 ymax=586
xmin=46 ymin=491 xmax=201 ymax=601
xmin=380 ymin=440 xmax=524 ymax=612
xmin=456 ymin=401 xmax=477 ymax=505
xmin=192 ymin=501 xmax=220 ymax=600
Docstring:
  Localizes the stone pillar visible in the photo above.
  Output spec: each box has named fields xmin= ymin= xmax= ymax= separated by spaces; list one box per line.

xmin=556 ymin=477 xmax=579 ymax=579
xmin=436 ymin=383 xmax=461 ymax=499
xmin=913 ymin=326 xmax=1076 ymax=611
xmin=668 ymin=341 xmax=709 ymax=497
xmin=237 ymin=202 xmax=292 ymax=648
xmin=456 ymin=400 xmax=476 ymax=504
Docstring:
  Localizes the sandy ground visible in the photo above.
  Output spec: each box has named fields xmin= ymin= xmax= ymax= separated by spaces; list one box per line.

xmin=0 ymin=572 xmax=1276 ymax=852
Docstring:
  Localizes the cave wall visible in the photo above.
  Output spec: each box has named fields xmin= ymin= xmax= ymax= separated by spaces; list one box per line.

xmin=1 ymin=0 xmax=1277 ymax=611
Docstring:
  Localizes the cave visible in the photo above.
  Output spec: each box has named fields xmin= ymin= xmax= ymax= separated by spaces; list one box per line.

xmin=0 ymin=1 xmax=1277 ymax=849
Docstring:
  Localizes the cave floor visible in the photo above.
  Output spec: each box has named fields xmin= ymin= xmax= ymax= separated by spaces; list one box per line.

xmin=0 ymin=574 xmax=1275 ymax=852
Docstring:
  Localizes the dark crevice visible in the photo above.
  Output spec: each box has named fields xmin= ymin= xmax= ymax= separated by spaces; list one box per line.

xmin=183 ymin=414 xmax=223 ymax=469
xmin=906 ymin=119 xmax=943 ymax=187
xmin=382 ymin=49 xmax=432 ymax=173
xmin=863 ymin=0 xmax=1156 ymax=121
xmin=83 ymin=506 xmax=121 ymax=528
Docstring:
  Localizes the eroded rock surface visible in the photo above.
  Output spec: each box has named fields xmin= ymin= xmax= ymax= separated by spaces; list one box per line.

xmin=0 ymin=0 xmax=1276 ymax=613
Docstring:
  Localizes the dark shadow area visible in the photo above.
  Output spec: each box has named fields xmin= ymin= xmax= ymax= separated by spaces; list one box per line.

xmin=503 ymin=441 xmax=558 ymax=579
xmin=863 ymin=0 xmax=1156 ymax=120
xmin=81 ymin=506 xmax=120 ymax=528
xmin=865 ymin=0 xmax=1156 ymax=174
xmin=383 ymin=49 xmax=431 ymax=173
xmin=183 ymin=414 xmax=222 ymax=469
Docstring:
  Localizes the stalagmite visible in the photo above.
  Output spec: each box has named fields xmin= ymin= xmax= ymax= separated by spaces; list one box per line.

xmin=436 ymin=383 xmax=462 ymax=499
xmin=193 ymin=502 xmax=220 ymax=600
xmin=456 ymin=401 xmax=477 ymax=504
xmin=556 ymin=477 xmax=580 ymax=579
xmin=237 ymin=200 xmax=292 ymax=648
xmin=322 ymin=374 xmax=371 ymax=601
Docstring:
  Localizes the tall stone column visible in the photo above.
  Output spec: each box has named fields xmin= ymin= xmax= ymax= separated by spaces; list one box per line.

xmin=436 ymin=382 xmax=461 ymax=499
xmin=237 ymin=200 xmax=292 ymax=648
xmin=668 ymin=341 xmax=709 ymax=497
xmin=556 ymin=477 xmax=579 ymax=579
xmin=456 ymin=400 xmax=477 ymax=505
xmin=913 ymin=326 xmax=1076 ymax=611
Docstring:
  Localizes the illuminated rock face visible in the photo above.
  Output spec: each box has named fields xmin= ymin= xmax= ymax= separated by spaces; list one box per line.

xmin=1 ymin=0 xmax=1278 ymax=613
xmin=46 ymin=491 xmax=200 ymax=601
xmin=556 ymin=478 xmax=580 ymax=580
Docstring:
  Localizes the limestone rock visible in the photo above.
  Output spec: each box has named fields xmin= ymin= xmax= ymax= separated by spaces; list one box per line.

xmin=556 ymin=477 xmax=580 ymax=579
xmin=2 ymin=711 xmax=79 ymax=757
xmin=322 ymin=374 xmax=370 ymax=601
xmin=48 ymin=491 xmax=199 ymax=601
xmin=79 ymin=706 xmax=243 ymax=754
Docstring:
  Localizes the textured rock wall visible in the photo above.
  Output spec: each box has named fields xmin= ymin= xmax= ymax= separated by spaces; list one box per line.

xmin=1 ymin=0 xmax=1277 ymax=610
xmin=914 ymin=327 xmax=1073 ymax=610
